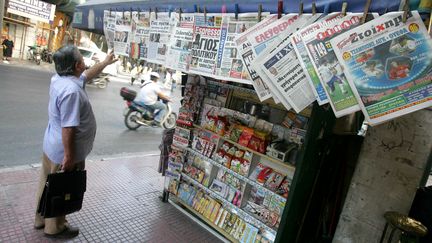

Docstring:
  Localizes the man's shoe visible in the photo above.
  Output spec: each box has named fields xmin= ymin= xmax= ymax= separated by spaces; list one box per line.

xmin=45 ymin=225 xmax=79 ymax=239
xmin=34 ymin=224 xmax=44 ymax=230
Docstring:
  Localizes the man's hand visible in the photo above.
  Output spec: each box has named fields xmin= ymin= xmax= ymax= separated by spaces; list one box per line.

xmin=61 ymin=157 xmax=75 ymax=172
xmin=102 ymin=50 xmax=118 ymax=66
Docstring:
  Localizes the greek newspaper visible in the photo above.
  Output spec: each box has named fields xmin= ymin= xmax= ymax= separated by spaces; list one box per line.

xmin=291 ymin=13 xmax=346 ymax=105
xmin=103 ymin=10 xmax=116 ymax=51
xmin=302 ymin=13 xmax=370 ymax=117
xmin=234 ymin=14 xmax=278 ymax=101
xmin=331 ymin=11 xmax=432 ymax=125
xmin=146 ymin=12 xmax=172 ymax=65
xmin=251 ymin=14 xmax=321 ymax=112
xmin=165 ymin=13 xmax=195 ymax=72
xmin=215 ymin=13 xmax=268 ymax=84
xmin=189 ymin=14 xmax=224 ymax=78
xmin=130 ymin=12 xmax=150 ymax=60
xmin=114 ymin=11 xmax=132 ymax=56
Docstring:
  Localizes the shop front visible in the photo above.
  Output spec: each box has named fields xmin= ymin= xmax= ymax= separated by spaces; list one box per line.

xmin=73 ymin=1 xmax=432 ymax=242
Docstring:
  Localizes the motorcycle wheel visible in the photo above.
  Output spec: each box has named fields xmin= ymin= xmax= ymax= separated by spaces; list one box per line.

xmin=97 ymin=79 xmax=107 ymax=89
xmin=124 ymin=110 xmax=142 ymax=130
xmin=36 ymin=60 xmax=41 ymax=65
xmin=163 ymin=113 xmax=177 ymax=129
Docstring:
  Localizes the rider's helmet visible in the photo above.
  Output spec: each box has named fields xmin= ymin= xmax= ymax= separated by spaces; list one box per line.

xmin=149 ymin=72 xmax=160 ymax=81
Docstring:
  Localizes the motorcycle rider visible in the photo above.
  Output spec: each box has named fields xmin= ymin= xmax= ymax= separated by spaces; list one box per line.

xmin=134 ymin=72 xmax=171 ymax=127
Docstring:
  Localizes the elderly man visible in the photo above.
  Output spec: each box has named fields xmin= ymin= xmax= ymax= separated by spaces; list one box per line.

xmin=34 ymin=45 xmax=117 ymax=239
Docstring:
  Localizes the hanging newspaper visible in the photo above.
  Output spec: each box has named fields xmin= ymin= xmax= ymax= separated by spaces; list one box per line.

xmin=165 ymin=13 xmax=195 ymax=72
xmin=130 ymin=11 xmax=150 ymax=60
xmin=291 ymin=13 xmax=346 ymax=105
xmin=235 ymin=14 xmax=279 ymax=101
xmin=251 ymin=14 xmax=322 ymax=112
xmin=331 ymin=11 xmax=432 ymax=125
xmin=146 ymin=12 xmax=172 ymax=65
xmin=214 ymin=13 xmax=268 ymax=84
xmin=114 ymin=11 xmax=132 ymax=56
xmin=302 ymin=13 xmax=374 ymax=117
xmin=189 ymin=14 xmax=224 ymax=78
xmin=103 ymin=10 xmax=116 ymax=51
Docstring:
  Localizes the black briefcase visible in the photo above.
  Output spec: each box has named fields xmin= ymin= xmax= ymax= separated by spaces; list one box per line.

xmin=37 ymin=170 xmax=87 ymax=218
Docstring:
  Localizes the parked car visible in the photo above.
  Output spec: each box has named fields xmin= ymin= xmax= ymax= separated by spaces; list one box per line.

xmin=77 ymin=46 xmax=107 ymax=68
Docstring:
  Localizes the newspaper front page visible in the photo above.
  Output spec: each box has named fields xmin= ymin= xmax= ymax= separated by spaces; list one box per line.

xmin=234 ymin=14 xmax=279 ymax=101
xmin=103 ymin=10 xmax=116 ymax=51
xmin=165 ymin=13 xmax=195 ymax=72
xmin=130 ymin=12 xmax=150 ymax=60
xmin=215 ymin=13 xmax=268 ymax=84
xmin=302 ymin=13 xmax=369 ymax=117
xmin=291 ymin=13 xmax=346 ymax=105
xmin=114 ymin=11 xmax=132 ymax=56
xmin=331 ymin=11 xmax=432 ymax=125
xmin=189 ymin=14 xmax=224 ymax=78
xmin=251 ymin=14 xmax=322 ymax=112
xmin=146 ymin=12 xmax=172 ymax=65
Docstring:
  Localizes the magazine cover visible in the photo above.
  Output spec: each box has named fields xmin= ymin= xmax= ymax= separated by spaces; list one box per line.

xmin=291 ymin=13 xmax=346 ymax=105
xmin=302 ymin=13 xmax=374 ymax=117
xmin=189 ymin=13 xmax=225 ymax=78
xmin=130 ymin=11 xmax=150 ymax=60
xmin=146 ymin=12 xmax=172 ymax=65
xmin=234 ymin=14 xmax=279 ymax=101
xmin=331 ymin=11 xmax=432 ymax=125
xmin=215 ymin=13 xmax=269 ymax=83
xmin=114 ymin=11 xmax=132 ymax=56
xmin=166 ymin=13 xmax=195 ymax=72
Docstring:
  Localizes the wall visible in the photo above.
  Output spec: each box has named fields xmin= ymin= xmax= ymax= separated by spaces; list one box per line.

xmin=333 ymin=109 xmax=432 ymax=243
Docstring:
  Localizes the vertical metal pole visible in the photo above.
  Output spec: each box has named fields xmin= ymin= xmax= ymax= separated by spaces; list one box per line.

xmin=0 ymin=0 xmax=5 ymax=38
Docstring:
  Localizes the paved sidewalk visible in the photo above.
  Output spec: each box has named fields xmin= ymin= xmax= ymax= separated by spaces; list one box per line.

xmin=0 ymin=155 xmax=222 ymax=242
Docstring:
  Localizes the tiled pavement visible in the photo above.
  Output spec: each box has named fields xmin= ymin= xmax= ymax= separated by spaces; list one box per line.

xmin=0 ymin=155 xmax=222 ymax=242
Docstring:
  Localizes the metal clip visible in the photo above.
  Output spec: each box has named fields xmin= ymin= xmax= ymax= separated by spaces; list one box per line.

xmin=312 ymin=2 xmax=317 ymax=15
xmin=235 ymin=4 xmax=239 ymax=20
xmin=258 ymin=4 xmax=262 ymax=22
xmin=179 ymin=8 xmax=182 ymax=22
xmin=155 ymin=7 xmax=158 ymax=20
xmin=299 ymin=2 xmax=304 ymax=15
xmin=342 ymin=2 xmax=348 ymax=16
xmin=361 ymin=0 xmax=372 ymax=24
xmin=278 ymin=0 xmax=283 ymax=19
xmin=402 ymin=0 xmax=410 ymax=23
xmin=203 ymin=6 xmax=207 ymax=23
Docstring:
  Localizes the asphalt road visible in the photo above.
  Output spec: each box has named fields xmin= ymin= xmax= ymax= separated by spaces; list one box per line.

xmin=0 ymin=63 xmax=178 ymax=168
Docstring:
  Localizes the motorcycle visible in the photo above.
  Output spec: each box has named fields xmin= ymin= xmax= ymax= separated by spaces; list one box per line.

xmin=86 ymin=73 xmax=110 ymax=89
xmin=41 ymin=48 xmax=53 ymax=63
xmin=27 ymin=46 xmax=41 ymax=65
xmin=120 ymin=87 xmax=177 ymax=129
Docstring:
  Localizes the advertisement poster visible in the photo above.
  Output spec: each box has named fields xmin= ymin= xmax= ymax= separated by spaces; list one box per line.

xmin=166 ymin=13 xmax=195 ymax=72
xmin=130 ymin=12 xmax=150 ymax=60
xmin=189 ymin=14 xmax=223 ymax=78
xmin=215 ymin=13 xmax=267 ymax=83
xmin=114 ymin=11 xmax=132 ymax=56
xmin=7 ymin=0 xmax=56 ymax=23
xmin=331 ymin=11 xmax=432 ymax=125
xmin=235 ymin=14 xmax=279 ymax=101
xmin=147 ymin=12 xmax=172 ymax=65
xmin=302 ymin=14 xmax=368 ymax=117
xmin=291 ymin=13 xmax=346 ymax=105
xmin=256 ymin=39 xmax=316 ymax=113
xmin=103 ymin=10 xmax=116 ymax=51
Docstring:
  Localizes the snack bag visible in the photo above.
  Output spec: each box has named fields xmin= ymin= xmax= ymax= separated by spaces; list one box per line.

xmin=238 ymin=127 xmax=255 ymax=146
xmin=249 ymin=163 xmax=265 ymax=181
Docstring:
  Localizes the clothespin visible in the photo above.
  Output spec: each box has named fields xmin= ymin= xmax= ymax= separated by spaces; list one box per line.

xmin=258 ymin=4 xmax=262 ymax=22
xmin=361 ymin=0 xmax=372 ymax=24
xmin=155 ymin=7 xmax=158 ymax=19
xmin=195 ymin=5 xmax=200 ymax=13
xmin=277 ymin=0 xmax=283 ymax=19
xmin=137 ymin=8 xmax=141 ymax=18
xmin=179 ymin=8 xmax=182 ymax=22
xmin=299 ymin=2 xmax=304 ymax=15
xmin=203 ymin=6 xmax=207 ymax=23
xmin=122 ymin=9 xmax=125 ymax=18
xmin=312 ymin=2 xmax=317 ymax=15
xmin=402 ymin=0 xmax=410 ymax=23
xmin=169 ymin=8 xmax=172 ymax=18
xmin=235 ymin=4 xmax=239 ymax=20
xmin=109 ymin=8 xmax=112 ymax=15
xmin=221 ymin=4 xmax=227 ymax=14
xmin=149 ymin=7 xmax=152 ymax=17
xmin=341 ymin=2 xmax=348 ymax=16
